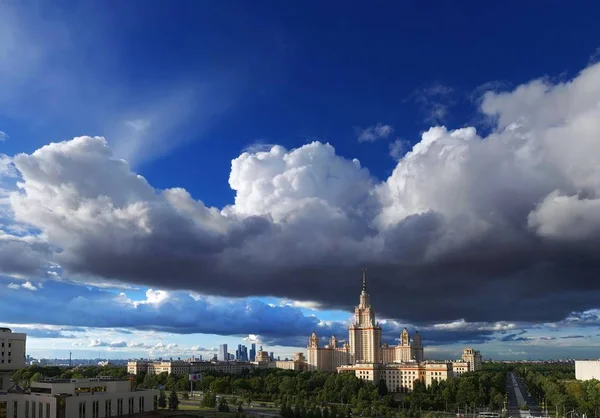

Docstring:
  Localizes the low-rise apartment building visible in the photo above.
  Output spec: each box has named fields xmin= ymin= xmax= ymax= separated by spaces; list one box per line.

xmin=127 ymin=359 xmax=254 ymax=376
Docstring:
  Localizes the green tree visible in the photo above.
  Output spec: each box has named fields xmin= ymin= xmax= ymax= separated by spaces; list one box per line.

xmin=158 ymin=390 xmax=167 ymax=408
xmin=168 ymin=389 xmax=179 ymax=410
xmin=218 ymin=397 xmax=230 ymax=412
xmin=210 ymin=377 xmax=232 ymax=394
xmin=377 ymin=379 xmax=389 ymax=397
xmin=30 ymin=372 xmax=43 ymax=383
xmin=202 ymin=391 xmax=217 ymax=408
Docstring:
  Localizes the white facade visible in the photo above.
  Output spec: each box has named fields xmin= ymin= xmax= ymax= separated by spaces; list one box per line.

xmin=461 ymin=348 xmax=482 ymax=371
xmin=0 ymin=378 xmax=155 ymax=418
xmin=0 ymin=328 xmax=27 ymax=392
xmin=127 ymin=359 xmax=254 ymax=376
xmin=338 ymin=361 xmax=452 ymax=393
xmin=218 ymin=344 xmax=228 ymax=362
xmin=576 ymin=360 xmax=600 ymax=381
xmin=307 ymin=271 xmax=424 ymax=371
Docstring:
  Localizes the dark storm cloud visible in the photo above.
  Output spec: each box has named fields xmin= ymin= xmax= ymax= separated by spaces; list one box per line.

xmin=5 ymin=62 xmax=600 ymax=333
xmin=499 ymin=331 xmax=533 ymax=342
xmin=10 ymin=328 xmax=76 ymax=339
xmin=0 ymin=238 xmax=51 ymax=277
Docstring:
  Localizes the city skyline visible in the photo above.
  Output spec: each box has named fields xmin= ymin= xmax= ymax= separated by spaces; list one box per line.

xmin=2 ymin=2 xmax=600 ymax=361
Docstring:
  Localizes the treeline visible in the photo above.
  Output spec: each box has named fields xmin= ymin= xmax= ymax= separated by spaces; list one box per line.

xmin=139 ymin=367 xmax=506 ymax=417
xmin=516 ymin=363 xmax=600 ymax=416
xmin=11 ymin=365 xmax=128 ymax=387
xmin=13 ymin=364 xmax=507 ymax=417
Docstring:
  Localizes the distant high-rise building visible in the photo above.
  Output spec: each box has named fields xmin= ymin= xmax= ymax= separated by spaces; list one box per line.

xmin=250 ymin=343 xmax=256 ymax=361
xmin=269 ymin=352 xmax=274 ymax=361
xmin=236 ymin=344 xmax=242 ymax=360
xmin=242 ymin=345 xmax=248 ymax=361
xmin=218 ymin=344 xmax=228 ymax=362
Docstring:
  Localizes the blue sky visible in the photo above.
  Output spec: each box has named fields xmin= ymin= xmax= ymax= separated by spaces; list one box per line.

xmin=2 ymin=1 xmax=600 ymax=361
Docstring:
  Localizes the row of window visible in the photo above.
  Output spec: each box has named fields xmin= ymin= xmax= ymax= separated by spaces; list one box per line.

xmin=21 ymin=400 xmax=51 ymax=418
xmin=78 ymin=397 xmax=145 ymax=418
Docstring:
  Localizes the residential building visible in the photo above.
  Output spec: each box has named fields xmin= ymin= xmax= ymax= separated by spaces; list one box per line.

xmin=190 ymin=361 xmax=253 ymax=375
xmin=0 ymin=328 xmax=27 ymax=392
xmin=306 ymin=333 xmax=351 ymax=372
xmin=274 ymin=353 xmax=308 ymax=371
xmin=575 ymin=360 xmax=600 ymax=380
xmin=349 ymin=271 xmax=382 ymax=363
xmin=0 ymin=377 xmax=154 ymax=418
xmin=127 ymin=359 xmax=254 ymax=376
xmin=254 ymin=350 xmax=270 ymax=364
xmin=306 ymin=272 xmax=424 ymax=371
xmin=338 ymin=361 xmax=452 ymax=393
xmin=461 ymin=348 xmax=482 ymax=371
xmin=451 ymin=360 xmax=470 ymax=377
xmin=304 ymin=271 xmax=482 ymax=393
xmin=218 ymin=344 xmax=228 ymax=362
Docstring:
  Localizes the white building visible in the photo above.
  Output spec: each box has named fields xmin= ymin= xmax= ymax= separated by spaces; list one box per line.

xmin=218 ymin=344 xmax=228 ymax=362
xmin=0 ymin=377 xmax=155 ymax=418
xmin=461 ymin=348 xmax=482 ymax=371
xmin=338 ymin=361 xmax=453 ymax=393
xmin=127 ymin=359 xmax=254 ymax=376
xmin=306 ymin=271 xmax=423 ymax=372
xmin=0 ymin=328 xmax=27 ymax=392
xmin=575 ymin=360 xmax=600 ymax=380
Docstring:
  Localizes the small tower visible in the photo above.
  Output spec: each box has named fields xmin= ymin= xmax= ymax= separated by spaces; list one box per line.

xmin=329 ymin=335 xmax=338 ymax=348
xmin=400 ymin=327 xmax=410 ymax=346
xmin=308 ymin=331 xmax=319 ymax=348
xmin=413 ymin=331 xmax=422 ymax=347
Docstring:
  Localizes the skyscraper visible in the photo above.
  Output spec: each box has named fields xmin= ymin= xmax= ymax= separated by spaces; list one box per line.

xmin=250 ymin=343 xmax=256 ymax=361
xmin=218 ymin=344 xmax=228 ymax=362
xmin=348 ymin=269 xmax=382 ymax=363
xmin=242 ymin=345 xmax=248 ymax=361
xmin=236 ymin=344 xmax=242 ymax=360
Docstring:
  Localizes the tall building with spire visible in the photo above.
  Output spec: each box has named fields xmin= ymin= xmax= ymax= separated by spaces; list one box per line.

xmin=306 ymin=270 xmax=423 ymax=371
xmin=304 ymin=270 xmax=481 ymax=393
xmin=348 ymin=269 xmax=382 ymax=363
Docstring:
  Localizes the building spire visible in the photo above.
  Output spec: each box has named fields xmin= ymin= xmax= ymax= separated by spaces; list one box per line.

xmin=362 ymin=268 xmax=367 ymax=292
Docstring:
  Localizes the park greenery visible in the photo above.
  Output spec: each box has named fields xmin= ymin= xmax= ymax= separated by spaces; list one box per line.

xmin=17 ymin=360 xmax=600 ymax=416
xmin=516 ymin=363 xmax=600 ymax=417
xmin=12 ymin=363 xmax=509 ymax=417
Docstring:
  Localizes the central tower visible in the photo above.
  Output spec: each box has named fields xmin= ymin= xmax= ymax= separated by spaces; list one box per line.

xmin=348 ymin=269 xmax=382 ymax=363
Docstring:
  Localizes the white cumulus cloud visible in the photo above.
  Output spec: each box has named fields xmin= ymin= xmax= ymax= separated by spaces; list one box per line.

xmin=4 ymin=61 xmax=600 ymax=327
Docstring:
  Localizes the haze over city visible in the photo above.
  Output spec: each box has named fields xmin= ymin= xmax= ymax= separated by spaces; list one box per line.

xmin=2 ymin=1 xmax=600 ymax=363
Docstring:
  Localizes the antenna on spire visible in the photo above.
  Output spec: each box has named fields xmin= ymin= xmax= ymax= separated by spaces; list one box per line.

xmin=362 ymin=268 xmax=367 ymax=292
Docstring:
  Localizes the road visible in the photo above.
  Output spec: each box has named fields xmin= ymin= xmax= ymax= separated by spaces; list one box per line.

xmin=179 ymin=398 xmax=279 ymax=417
xmin=506 ymin=372 xmax=545 ymax=417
